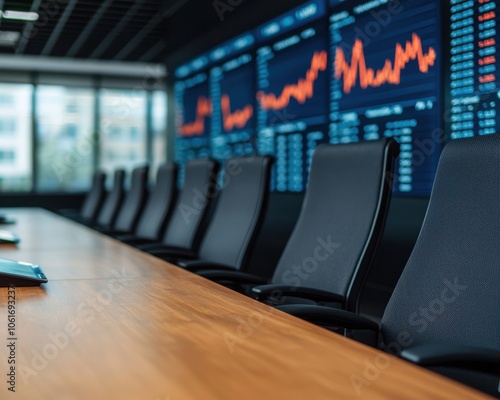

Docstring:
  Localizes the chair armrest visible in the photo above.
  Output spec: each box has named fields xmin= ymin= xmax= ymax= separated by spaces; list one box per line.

xmin=58 ymin=208 xmax=80 ymax=217
xmin=197 ymin=270 xmax=268 ymax=285
xmin=67 ymin=215 xmax=89 ymax=223
xmin=115 ymin=234 xmax=136 ymax=242
xmin=178 ymin=260 xmax=235 ymax=272
xmin=117 ymin=236 xmax=156 ymax=246
xmin=401 ymin=344 xmax=500 ymax=373
xmin=252 ymin=284 xmax=345 ymax=305
xmin=136 ymin=242 xmax=163 ymax=251
xmin=99 ymin=229 xmax=130 ymax=237
xmin=58 ymin=207 xmax=79 ymax=213
xmin=276 ymin=304 xmax=379 ymax=331
xmin=148 ymin=248 xmax=197 ymax=260
xmin=91 ymin=224 xmax=108 ymax=232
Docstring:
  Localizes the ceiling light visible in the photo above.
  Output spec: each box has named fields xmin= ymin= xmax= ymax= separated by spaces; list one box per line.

xmin=1 ymin=10 xmax=39 ymax=21
xmin=0 ymin=31 xmax=21 ymax=46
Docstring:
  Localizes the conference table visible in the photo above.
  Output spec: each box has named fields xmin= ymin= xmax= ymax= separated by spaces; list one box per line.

xmin=0 ymin=208 xmax=493 ymax=400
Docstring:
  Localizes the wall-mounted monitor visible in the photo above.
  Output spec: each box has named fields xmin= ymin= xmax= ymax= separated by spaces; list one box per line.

xmin=255 ymin=0 xmax=328 ymax=192
xmin=174 ymin=72 xmax=211 ymax=175
xmin=209 ymin=34 xmax=257 ymax=162
xmin=173 ymin=0 xmax=448 ymax=197
xmin=448 ymin=0 xmax=500 ymax=140
xmin=329 ymin=0 xmax=442 ymax=195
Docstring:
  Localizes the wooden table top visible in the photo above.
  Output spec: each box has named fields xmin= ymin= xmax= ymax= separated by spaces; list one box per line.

xmin=0 ymin=208 xmax=493 ymax=400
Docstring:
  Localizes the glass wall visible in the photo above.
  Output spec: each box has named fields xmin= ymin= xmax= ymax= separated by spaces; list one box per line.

xmin=36 ymin=86 xmax=95 ymax=191
xmin=0 ymin=81 xmax=167 ymax=193
xmin=99 ymin=89 xmax=148 ymax=176
xmin=0 ymin=84 xmax=33 ymax=192
xmin=151 ymin=91 xmax=168 ymax=177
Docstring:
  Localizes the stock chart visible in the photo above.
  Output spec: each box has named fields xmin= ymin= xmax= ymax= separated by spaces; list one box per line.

xmin=449 ymin=0 xmax=500 ymax=139
xmin=173 ymin=0 xmax=449 ymax=197
xmin=174 ymin=72 xmax=212 ymax=182
xmin=255 ymin=1 xmax=328 ymax=192
xmin=330 ymin=0 xmax=442 ymax=196
xmin=210 ymin=50 xmax=256 ymax=161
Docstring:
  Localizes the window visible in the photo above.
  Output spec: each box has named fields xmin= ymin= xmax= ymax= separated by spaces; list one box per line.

xmin=36 ymin=86 xmax=95 ymax=192
xmin=66 ymin=103 xmax=78 ymax=113
xmin=0 ymin=84 xmax=33 ymax=192
xmin=151 ymin=91 xmax=167 ymax=177
xmin=64 ymin=124 xmax=78 ymax=139
xmin=0 ymin=119 xmax=16 ymax=135
xmin=0 ymin=81 xmax=168 ymax=193
xmin=0 ymin=94 xmax=13 ymax=105
xmin=0 ymin=150 xmax=15 ymax=163
xmin=109 ymin=125 xmax=124 ymax=139
xmin=130 ymin=126 xmax=139 ymax=140
xmin=99 ymin=89 xmax=147 ymax=175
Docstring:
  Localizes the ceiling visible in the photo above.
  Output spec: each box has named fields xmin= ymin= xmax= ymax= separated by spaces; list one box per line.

xmin=0 ymin=0 xmax=306 ymax=64
xmin=0 ymin=0 xmax=188 ymax=62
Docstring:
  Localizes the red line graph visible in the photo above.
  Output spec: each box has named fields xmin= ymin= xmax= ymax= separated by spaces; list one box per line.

xmin=334 ymin=33 xmax=436 ymax=94
xmin=256 ymin=50 xmax=328 ymax=111
xmin=179 ymin=96 xmax=212 ymax=137
xmin=221 ymin=94 xmax=253 ymax=132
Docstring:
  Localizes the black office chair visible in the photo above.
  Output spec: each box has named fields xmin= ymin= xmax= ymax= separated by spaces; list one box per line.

xmin=138 ymin=158 xmax=220 ymax=254
xmin=80 ymin=171 xmax=107 ymax=222
xmin=148 ymin=156 xmax=274 ymax=273
xmin=59 ymin=171 xmax=106 ymax=223
xmin=118 ymin=163 xmax=178 ymax=245
xmin=94 ymin=169 xmax=126 ymax=228
xmin=100 ymin=165 xmax=149 ymax=235
xmin=277 ymin=134 xmax=500 ymax=398
xmin=199 ymin=139 xmax=399 ymax=308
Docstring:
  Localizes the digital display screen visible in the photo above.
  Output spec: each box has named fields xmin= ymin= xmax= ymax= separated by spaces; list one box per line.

xmin=173 ymin=0 xmax=447 ymax=197
xmin=330 ymin=0 xmax=442 ymax=196
xmin=174 ymin=72 xmax=211 ymax=179
xmin=255 ymin=1 xmax=328 ymax=192
xmin=449 ymin=0 xmax=500 ymax=139
xmin=210 ymin=48 xmax=256 ymax=161
xmin=175 ymin=34 xmax=257 ymax=181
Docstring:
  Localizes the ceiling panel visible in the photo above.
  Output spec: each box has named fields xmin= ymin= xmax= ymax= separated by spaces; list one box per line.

xmin=0 ymin=0 xmax=287 ymax=64
xmin=0 ymin=0 xmax=182 ymax=62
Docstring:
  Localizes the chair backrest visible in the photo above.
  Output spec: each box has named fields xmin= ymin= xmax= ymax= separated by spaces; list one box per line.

xmin=114 ymin=165 xmax=149 ymax=232
xmin=380 ymin=134 xmax=500 ymax=396
xmin=96 ymin=169 xmax=125 ymax=227
xmin=135 ymin=163 xmax=178 ymax=240
xmin=81 ymin=171 xmax=106 ymax=221
xmin=162 ymin=158 xmax=219 ymax=250
xmin=271 ymin=139 xmax=399 ymax=312
xmin=197 ymin=156 xmax=273 ymax=269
